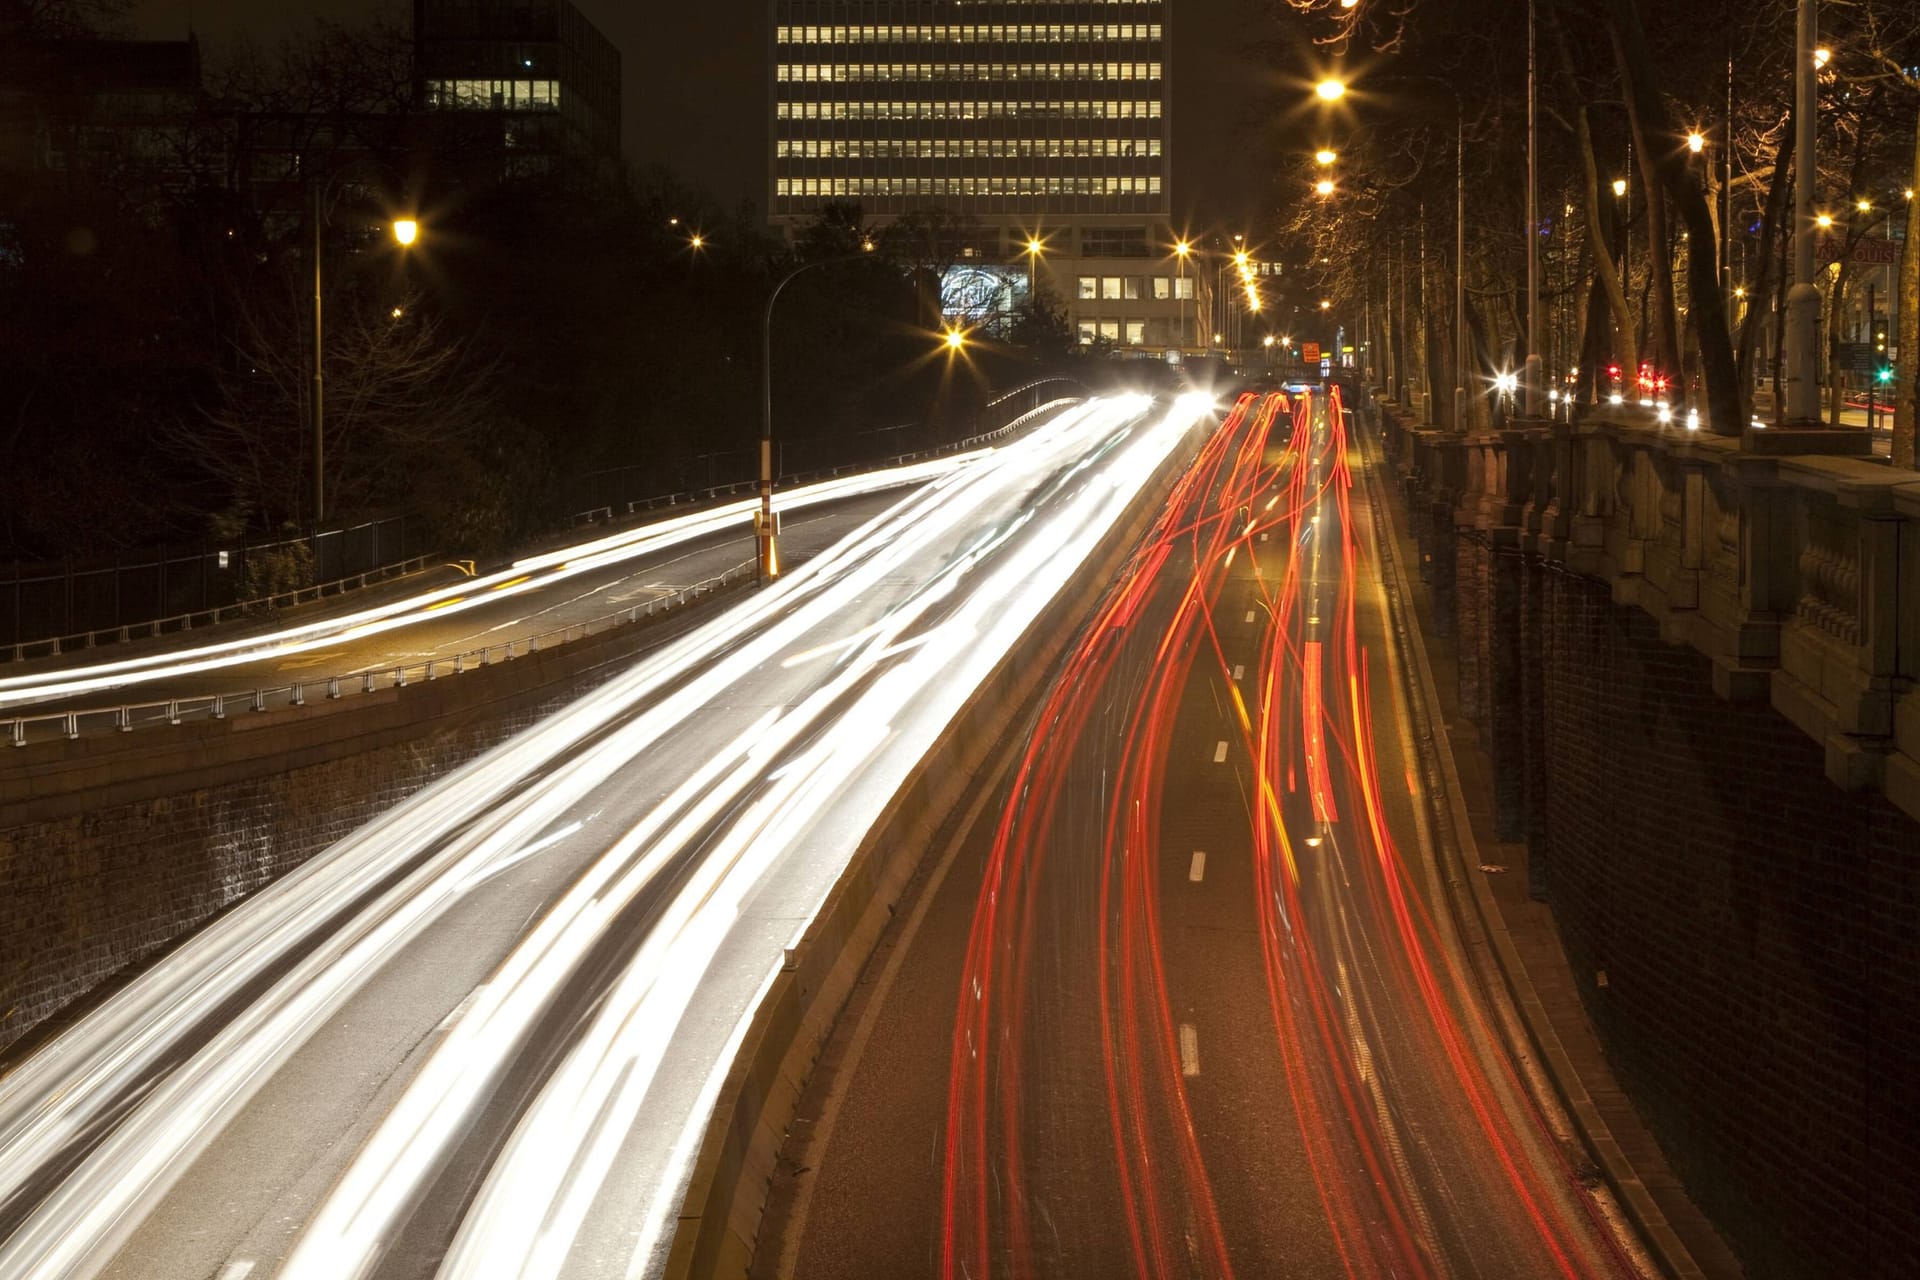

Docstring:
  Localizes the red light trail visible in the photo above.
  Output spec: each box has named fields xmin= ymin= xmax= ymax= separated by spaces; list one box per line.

xmin=938 ymin=389 xmax=1641 ymax=1278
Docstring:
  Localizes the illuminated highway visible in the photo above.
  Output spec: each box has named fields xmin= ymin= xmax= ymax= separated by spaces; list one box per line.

xmin=0 ymin=394 xmax=1210 ymax=1280
xmin=0 ymin=457 xmax=1003 ymax=723
xmin=766 ymin=390 xmax=1651 ymax=1279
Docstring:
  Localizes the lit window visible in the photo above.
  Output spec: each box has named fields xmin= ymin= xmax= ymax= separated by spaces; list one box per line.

xmin=1078 ymin=276 xmax=1098 ymax=300
xmin=1152 ymin=277 xmax=1171 ymax=300
xmin=1126 ymin=321 xmax=1146 ymax=345
xmin=1101 ymin=277 xmax=1122 ymax=300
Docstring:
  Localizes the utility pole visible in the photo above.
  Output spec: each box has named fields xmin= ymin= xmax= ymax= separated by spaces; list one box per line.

xmin=1455 ymin=108 xmax=1468 ymax=433
xmin=1784 ymin=0 xmax=1822 ymax=423
xmin=311 ymin=184 xmax=325 ymax=526
xmin=1524 ymin=0 xmax=1544 ymax=418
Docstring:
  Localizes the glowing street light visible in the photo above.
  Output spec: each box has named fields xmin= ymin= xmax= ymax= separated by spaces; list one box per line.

xmin=1319 ymin=299 xmax=1332 ymax=311
xmin=1686 ymin=131 xmax=1705 ymax=154
xmin=944 ymin=326 xmax=969 ymax=352
xmin=1315 ymin=149 xmax=1338 ymax=165
xmin=1314 ymin=179 xmax=1336 ymax=196
xmin=1813 ymin=46 xmax=1831 ymax=68
xmin=689 ymin=233 xmax=706 ymax=251
xmin=1315 ymin=77 xmax=1347 ymax=102
xmin=1612 ymin=178 xmax=1628 ymax=197
xmin=1855 ymin=199 xmax=1872 ymax=213
xmin=1024 ymin=235 xmax=1045 ymax=292
xmin=391 ymin=218 xmax=419 ymax=247
xmin=1816 ymin=213 xmax=1834 ymax=229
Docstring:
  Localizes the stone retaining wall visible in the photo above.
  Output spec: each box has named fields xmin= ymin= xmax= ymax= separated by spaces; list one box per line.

xmin=0 ymin=587 xmax=739 ymax=1058
xmin=1382 ymin=403 xmax=1919 ymax=1279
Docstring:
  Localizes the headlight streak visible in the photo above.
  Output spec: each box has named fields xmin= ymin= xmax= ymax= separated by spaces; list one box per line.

xmin=939 ymin=387 xmax=1641 ymax=1279
xmin=0 ymin=453 xmax=990 ymax=713
xmin=419 ymin=396 xmax=1203 ymax=1280
xmin=0 ymin=399 xmax=1154 ymax=1280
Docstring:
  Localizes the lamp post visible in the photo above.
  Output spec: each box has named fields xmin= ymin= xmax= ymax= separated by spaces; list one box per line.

xmin=1024 ymin=235 xmax=1044 ymax=297
xmin=1524 ymin=0 xmax=1544 ymax=418
xmin=1783 ymin=0 xmax=1822 ymax=423
xmin=760 ymin=246 xmax=876 ymax=580
xmin=1175 ymin=240 xmax=1192 ymax=347
xmin=312 ymin=194 xmax=419 ymax=526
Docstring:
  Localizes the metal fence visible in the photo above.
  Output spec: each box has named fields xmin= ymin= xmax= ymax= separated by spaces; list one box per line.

xmin=5 ymin=561 xmax=756 ymax=748
xmin=2 ymin=513 xmax=427 ymax=660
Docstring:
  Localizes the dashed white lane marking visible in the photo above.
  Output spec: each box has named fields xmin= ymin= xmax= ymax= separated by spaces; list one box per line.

xmin=1189 ymin=851 xmax=1207 ymax=882
xmin=219 ymin=1263 xmax=256 ymax=1280
xmin=1213 ymin=740 xmax=1228 ymax=763
xmin=1232 ymin=664 xmax=1245 ymax=681
xmin=1179 ymin=1024 xmax=1201 ymax=1077
xmin=1244 ymin=610 xmax=1256 ymax=623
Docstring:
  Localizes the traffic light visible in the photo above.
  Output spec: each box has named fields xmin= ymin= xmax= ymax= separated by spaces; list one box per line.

xmin=1876 ymin=364 xmax=1894 ymax=385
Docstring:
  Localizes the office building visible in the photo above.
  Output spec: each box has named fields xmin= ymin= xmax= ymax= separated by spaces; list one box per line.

xmin=415 ymin=0 xmax=621 ymax=177
xmin=770 ymin=1 xmax=1191 ymax=349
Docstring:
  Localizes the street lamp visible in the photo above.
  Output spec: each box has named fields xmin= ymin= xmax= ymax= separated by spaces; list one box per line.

xmin=311 ymin=202 xmax=420 ymax=525
xmin=1175 ymin=239 xmax=1193 ymax=347
xmin=1686 ymin=131 xmax=1706 ymax=154
xmin=1314 ymin=178 xmax=1336 ymax=196
xmin=1024 ymin=235 xmax=1045 ymax=294
xmin=944 ymin=326 xmax=968 ymax=353
xmin=760 ymin=244 xmax=877 ymax=579
xmin=1315 ymin=77 xmax=1347 ymax=101
xmin=1315 ymin=149 xmax=1338 ymax=165
xmin=1784 ymin=0 xmax=1824 ymax=422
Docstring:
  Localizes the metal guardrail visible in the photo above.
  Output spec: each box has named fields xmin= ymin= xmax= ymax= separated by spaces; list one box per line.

xmin=561 ymin=377 xmax=1088 ymax=529
xmin=3 ymin=384 xmax=1091 ymax=748
xmin=4 ymin=555 xmax=439 ymax=665
xmin=5 ymin=560 xmax=756 ymax=749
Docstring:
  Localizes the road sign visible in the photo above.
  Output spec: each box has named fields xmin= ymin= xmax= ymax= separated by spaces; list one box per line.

xmin=1817 ymin=235 xmax=1899 ymax=266
xmin=1301 ymin=342 xmax=1322 ymax=364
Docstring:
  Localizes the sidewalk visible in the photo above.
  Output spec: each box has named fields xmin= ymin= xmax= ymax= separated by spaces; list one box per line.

xmin=1363 ymin=408 xmax=1746 ymax=1280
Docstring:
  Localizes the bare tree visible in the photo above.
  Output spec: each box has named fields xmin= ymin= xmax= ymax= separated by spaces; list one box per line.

xmin=179 ymin=274 xmax=494 ymax=531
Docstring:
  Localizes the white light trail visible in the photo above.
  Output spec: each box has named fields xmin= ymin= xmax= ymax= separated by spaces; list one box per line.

xmin=0 ymin=396 xmax=1210 ymax=1280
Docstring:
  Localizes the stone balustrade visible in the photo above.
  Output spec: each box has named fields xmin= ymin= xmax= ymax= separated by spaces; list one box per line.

xmin=1384 ymin=405 xmax=1920 ymax=821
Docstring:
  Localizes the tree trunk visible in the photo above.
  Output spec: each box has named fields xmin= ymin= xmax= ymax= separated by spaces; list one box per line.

xmin=1604 ymin=0 xmax=1744 ymax=434
xmin=1897 ymin=96 xmax=1920 ymax=469
xmin=1546 ymin=9 xmax=1639 ymax=392
xmin=1826 ymin=261 xmax=1854 ymax=426
xmin=1737 ymin=119 xmax=1793 ymax=396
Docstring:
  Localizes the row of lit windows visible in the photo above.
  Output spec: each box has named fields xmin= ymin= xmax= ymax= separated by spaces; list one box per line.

xmin=1078 ymin=275 xmax=1193 ymax=301
xmin=777 ymin=99 xmax=1162 ymax=120
xmin=1080 ymin=320 xmax=1153 ymax=345
xmin=778 ymin=62 xmax=1161 ymax=83
xmin=777 ymin=175 xmax=1164 ymax=197
xmin=777 ymin=24 xmax=1162 ymax=43
xmin=424 ymin=79 xmax=562 ymax=111
xmin=777 ymin=137 xmax=1161 ymax=159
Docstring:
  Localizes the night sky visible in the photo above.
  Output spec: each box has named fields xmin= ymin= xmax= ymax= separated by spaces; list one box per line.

xmin=130 ymin=0 xmax=1283 ymax=236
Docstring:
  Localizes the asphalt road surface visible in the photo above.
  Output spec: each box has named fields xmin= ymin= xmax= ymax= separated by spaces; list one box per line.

xmin=763 ymin=390 xmax=1650 ymax=1279
xmin=0 ymin=394 xmax=1213 ymax=1280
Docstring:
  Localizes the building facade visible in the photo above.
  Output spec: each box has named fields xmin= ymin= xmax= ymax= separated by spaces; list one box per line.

xmin=769 ymin=0 xmax=1187 ymax=350
xmin=414 ymin=0 xmax=621 ymax=177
